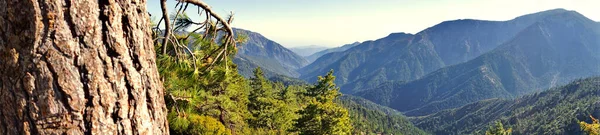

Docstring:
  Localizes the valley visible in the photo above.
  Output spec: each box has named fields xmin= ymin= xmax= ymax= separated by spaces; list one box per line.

xmin=230 ymin=8 xmax=600 ymax=135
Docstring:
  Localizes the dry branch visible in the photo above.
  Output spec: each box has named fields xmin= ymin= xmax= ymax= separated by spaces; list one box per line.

xmin=178 ymin=0 xmax=238 ymax=72
xmin=178 ymin=0 xmax=236 ymax=47
xmin=160 ymin=0 xmax=171 ymax=54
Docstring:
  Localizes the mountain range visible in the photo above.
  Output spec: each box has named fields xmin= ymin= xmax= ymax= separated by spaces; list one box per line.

xmin=356 ymin=10 xmax=600 ymax=116
xmin=299 ymin=9 xmax=574 ymax=94
xmin=230 ymin=8 xmax=600 ymax=135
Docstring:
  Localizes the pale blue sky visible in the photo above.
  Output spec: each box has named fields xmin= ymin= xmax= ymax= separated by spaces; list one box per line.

xmin=147 ymin=0 xmax=600 ymax=47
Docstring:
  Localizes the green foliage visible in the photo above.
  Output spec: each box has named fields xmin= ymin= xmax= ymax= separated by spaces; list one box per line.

xmin=485 ymin=121 xmax=512 ymax=135
xmin=293 ymin=70 xmax=353 ymax=135
xmin=155 ymin=15 xmax=252 ymax=133
xmin=247 ymin=67 xmax=295 ymax=132
xmin=250 ymin=68 xmax=273 ymax=100
xmin=580 ymin=115 xmax=600 ymax=135
xmin=157 ymin=40 xmax=425 ymax=134
xmin=153 ymin=10 xmax=427 ymax=135
xmin=338 ymin=95 xmax=428 ymax=135
xmin=269 ymin=74 xmax=308 ymax=86
xmin=168 ymin=112 xmax=230 ymax=135
xmin=293 ymin=99 xmax=353 ymax=135
xmin=159 ymin=49 xmax=251 ymax=134
xmin=413 ymin=77 xmax=600 ymax=134
xmin=304 ymin=70 xmax=341 ymax=103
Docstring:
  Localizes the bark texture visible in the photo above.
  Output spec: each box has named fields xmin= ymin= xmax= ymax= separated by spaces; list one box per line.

xmin=0 ymin=0 xmax=168 ymax=134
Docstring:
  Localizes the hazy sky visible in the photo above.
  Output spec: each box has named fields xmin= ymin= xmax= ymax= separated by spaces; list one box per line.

xmin=147 ymin=0 xmax=600 ymax=47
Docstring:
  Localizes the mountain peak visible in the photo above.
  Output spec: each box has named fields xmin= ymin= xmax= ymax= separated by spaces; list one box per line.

xmin=343 ymin=41 xmax=361 ymax=47
xmin=233 ymin=28 xmax=259 ymax=35
xmin=510 ymin=8 xmax=571 ymax=21
xmin=544 ymin=10 xmax=594 ymax=22
xmin=232 ymin=28 xmax=309 ymax=78
xmin=522 ymin=8 xmax=569 ymax=16
xmin=539 ymin=8 xmax=568 ymax=13
xmin=384 ymin=32 xmax=413 ymax=40
xmin=387 ymin=32 xmax=411 ymax=36
xmin=424 ymin=8 xmax=572 ymax=32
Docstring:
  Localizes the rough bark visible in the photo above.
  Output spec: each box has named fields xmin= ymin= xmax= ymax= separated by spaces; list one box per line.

xmin=0 ymin=0 xmax=168 ymax=134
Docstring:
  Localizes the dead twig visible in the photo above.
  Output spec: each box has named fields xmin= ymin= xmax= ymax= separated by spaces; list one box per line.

xmin=178 ymin=0 xmax=236 ymax=47
xmin=160 ymin=0 xmax=172 ymax=55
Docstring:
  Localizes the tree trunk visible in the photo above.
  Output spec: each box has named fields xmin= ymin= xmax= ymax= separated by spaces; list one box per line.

xmin=0 ymin=0 xmax=168 ymax=134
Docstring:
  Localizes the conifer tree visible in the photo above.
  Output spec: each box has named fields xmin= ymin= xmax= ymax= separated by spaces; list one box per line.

xmin=247 ymin=67 xmax=295 ymax=133
xmin=293 ymin=70 xmax=353 ymax=135
xmin=248 ymin=67 xmax=278 ymax=128
xmin=580 ymin=115 xmax=600 ymax=135
xmin=304 ymin=70 xmax=341 ymax=103
xmin=156 ymin=8 xmax=250 ymax=134
xmin=485 ymin=121 xmax=512 ymax=135
xmin=249 ymin=67 xmax=274 ymax=102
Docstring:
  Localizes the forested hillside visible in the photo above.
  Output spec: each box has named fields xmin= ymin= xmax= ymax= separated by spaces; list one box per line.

xmin=300 ymin=9 xmax=572 ymax=94
xmin=234 ymin=28 xmax=308 ymax=78
xmin=412 ymin=77 xmax=600 ymax=135
xmin=151 ymin=12 xmax=426 ymax=134
xmin=234 ymin=54 xmax=295 ymax=78
xmin=357 ymin=10 xmax=600 ymax=116
xmin=338 ymin=96 xmax=428 ymax=135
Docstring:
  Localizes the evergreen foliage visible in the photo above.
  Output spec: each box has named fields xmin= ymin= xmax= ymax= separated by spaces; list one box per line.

xmin=580 ymin=115 xmax=600 ymax=135
xmin=156 ymin=33 xmax=251 ymax=134
xmin=292 ymin=70 xmax=353 ymax=135
xmin=150 ymin=6 xmax=600 ymax=135
xmin=248 ymin=67 xmax=295 ymax=132
xmin=413 ymin=77 xmax=600 ymax=134
xmin=485 ymin=121 xmax=512 ymax=135
xmin=151 ymin=16 xmax=424 ymax=134
xmin=338 ymin=95 xmax=428 ymax=135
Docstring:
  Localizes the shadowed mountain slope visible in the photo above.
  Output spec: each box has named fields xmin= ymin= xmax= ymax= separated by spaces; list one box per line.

xmin=356 ymin=10 xmax=600 ymax=116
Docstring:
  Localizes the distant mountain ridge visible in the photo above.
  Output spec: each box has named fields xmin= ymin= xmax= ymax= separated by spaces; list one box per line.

xmin=300 ymin=9 xmax=574 ymax=94
xmin=305 ymin=42 xmax=361 ymax=63
xmin=233 ymin=28 xmax=309 ymax=77
xmin=356 ymin=10 xmax=600 ymax=116
xmin=290 ymin=45 xmax=329 ymax=57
